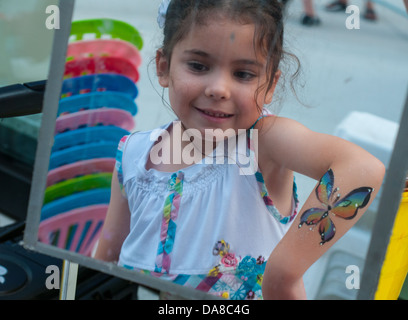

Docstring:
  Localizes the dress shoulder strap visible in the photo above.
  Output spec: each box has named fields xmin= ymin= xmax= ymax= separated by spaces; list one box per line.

xmin=115 ymin=135 xmax=130 ymax=197
xmin=247 ymin=112 xmax=299 ymax=224
xmin=250 ymin=112 xmax=275 ymax=130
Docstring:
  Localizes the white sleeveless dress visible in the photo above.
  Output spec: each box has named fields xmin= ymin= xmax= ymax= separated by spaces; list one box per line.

xmin=116 ymin=118 xmax=299 ymax=300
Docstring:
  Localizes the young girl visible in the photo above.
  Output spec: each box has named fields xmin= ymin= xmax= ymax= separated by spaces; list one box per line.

xmin=94 ymin=0 xmax=385 ymax=300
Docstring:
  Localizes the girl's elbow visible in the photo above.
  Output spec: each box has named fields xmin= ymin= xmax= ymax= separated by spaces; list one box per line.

xmin=364 ymin=154 xmax=386 ymax=187
xmin=345 ymin=147 xmax=386 ymax=187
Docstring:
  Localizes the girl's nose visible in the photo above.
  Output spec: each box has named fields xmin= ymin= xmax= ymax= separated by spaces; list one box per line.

xmin=205 ymin=73 xmax=231 ymax=100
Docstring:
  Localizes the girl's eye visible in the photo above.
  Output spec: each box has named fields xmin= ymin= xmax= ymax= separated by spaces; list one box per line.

xmin=234 ymin=71 xmax=256 ymax=81
xmin=187 ymin=62 xmax=208 ymax=72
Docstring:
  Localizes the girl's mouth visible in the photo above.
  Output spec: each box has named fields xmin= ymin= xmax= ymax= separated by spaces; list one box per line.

xmin=196 ymin=107 xmax=234 ymax=119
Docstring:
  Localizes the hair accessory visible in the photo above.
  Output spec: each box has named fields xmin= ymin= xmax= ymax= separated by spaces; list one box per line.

xmin=157 ymin=0 xmax=171 ymax=29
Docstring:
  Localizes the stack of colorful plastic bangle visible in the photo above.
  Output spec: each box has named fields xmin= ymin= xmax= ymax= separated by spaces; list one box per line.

xmin=39 ymin=18 xmax=143 ymax=256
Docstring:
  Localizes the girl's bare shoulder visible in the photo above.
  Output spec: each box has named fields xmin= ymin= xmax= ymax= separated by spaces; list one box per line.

xmin=256 ymin=116 xmax=313 ymax=149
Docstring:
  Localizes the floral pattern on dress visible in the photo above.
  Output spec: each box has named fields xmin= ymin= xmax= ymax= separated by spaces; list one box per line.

xmin=121 ymin=239 xmax=268 ymax=300
xmin=206 ymin=240 xmax=267 ymax=300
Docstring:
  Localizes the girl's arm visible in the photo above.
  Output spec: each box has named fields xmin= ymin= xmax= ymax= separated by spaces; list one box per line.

xmin=257 ymin=116 xmax=385 ymax=300
xmin=93 ymin=167 xmax=130 ymax=263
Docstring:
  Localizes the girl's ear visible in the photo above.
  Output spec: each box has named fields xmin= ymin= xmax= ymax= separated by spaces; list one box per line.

xmin=156 ymin=49 xmax=170 ymax=88
xmin=265 ymin=70 xmax=281 ymax=105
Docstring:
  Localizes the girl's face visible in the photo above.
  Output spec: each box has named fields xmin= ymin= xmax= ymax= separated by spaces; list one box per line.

xmin=157 ymin=17 xmax=280 ymax=137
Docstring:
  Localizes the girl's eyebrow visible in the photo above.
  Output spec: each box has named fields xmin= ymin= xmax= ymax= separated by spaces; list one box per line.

xmin=183 ymin=49 xmax=210 ymax=58
xmin=183 ymin=49 xmax=264 ymax=68
xmin=236 ymin=59 xmax=264 ymax=69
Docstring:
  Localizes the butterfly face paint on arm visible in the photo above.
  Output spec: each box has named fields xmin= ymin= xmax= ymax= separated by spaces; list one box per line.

xmin=298 ymin=169 xmax=373 ymax=245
